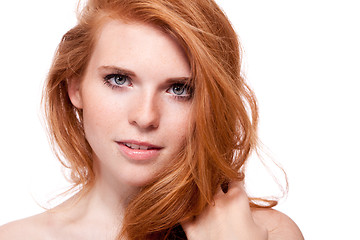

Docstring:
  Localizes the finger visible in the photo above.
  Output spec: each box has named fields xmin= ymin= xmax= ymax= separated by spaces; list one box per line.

xmin=226 ymin=181 xmax=250 ymax=206
xmin=227 ymin=180 xmax=246 ymax=194
xmin=228 ymin=179 xmax=244 ymax=189
xmin=220 ymin=180 xmax=229 ymax=193
xmin=214 ymin=180 xmax=249 ymax=210
xmin=180 ymin=215 xmax=195 ymax=231
xmin=215 ymin=180 xmax=244 ymax=198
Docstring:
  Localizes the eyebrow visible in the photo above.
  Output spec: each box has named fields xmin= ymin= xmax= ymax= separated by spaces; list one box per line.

xmin=165 ymin=77 xmax=191 ymax=84
xmin=98 ymin=65 xmax=137 ymax=77
xmin=98 ymin=65 xmax=192 ymax=84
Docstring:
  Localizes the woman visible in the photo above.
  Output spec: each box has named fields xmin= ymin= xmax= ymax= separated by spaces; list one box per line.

xmin=0 ymin=0 xmax=303 ymax=239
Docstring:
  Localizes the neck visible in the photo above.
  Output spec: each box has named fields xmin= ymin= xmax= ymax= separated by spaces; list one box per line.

xmin=49 ymin=166 xmax=140 ymax=239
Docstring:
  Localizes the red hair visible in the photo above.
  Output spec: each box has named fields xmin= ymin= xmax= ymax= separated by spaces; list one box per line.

xmin=43 ymin=0 xmax=278 ymax=239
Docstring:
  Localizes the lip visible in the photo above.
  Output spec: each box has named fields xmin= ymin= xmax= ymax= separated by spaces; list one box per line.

xmin=116 ymin=140 xmax=163 ymax=161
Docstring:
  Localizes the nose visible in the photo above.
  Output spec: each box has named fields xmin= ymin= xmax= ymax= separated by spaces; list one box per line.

xmin=128 ymin=91 xmax=160 ymax=130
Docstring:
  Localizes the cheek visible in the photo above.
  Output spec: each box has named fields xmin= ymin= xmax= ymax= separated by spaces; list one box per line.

xmin=81 ymin=93 xmax=124 ymax=139
xmin=166 ymin=105 xmax=193 ymax=145
xmin=83 ymin=99 xmax=106 ymax=128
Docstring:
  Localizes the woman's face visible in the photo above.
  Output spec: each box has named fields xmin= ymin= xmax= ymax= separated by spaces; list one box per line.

xmin=68 ymin=20 xmax=192 ymax=188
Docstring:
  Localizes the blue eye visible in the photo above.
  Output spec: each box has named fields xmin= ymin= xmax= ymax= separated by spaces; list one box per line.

xmin=172 ymin=84 xmax=186 ymax=95
xmin=168 ymin=83 xmax=192 ymax=99
xmin=104 ymin=74 xmax=132 ymax=88
xmin=113 ymin=75 xmax=127 ymax=85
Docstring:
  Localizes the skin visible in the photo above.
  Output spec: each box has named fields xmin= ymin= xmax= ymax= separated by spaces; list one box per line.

xmin=69 ymin=20 xmax=193 ymax=196
xmin=0 ymin=20 xmax=304 ymax=239
xmin=182 ymin=182 xmax=304 ymax=240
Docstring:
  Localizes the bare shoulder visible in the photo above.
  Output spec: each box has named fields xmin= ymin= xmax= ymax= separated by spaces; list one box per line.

xmin=0 ymin=213 xmax=49 ymax=240
xmin=251 ymin=208 xmax=304 ymax=240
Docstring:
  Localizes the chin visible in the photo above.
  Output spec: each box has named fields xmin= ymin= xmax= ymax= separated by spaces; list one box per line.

xmin=120 ymin=171 xmax=160 ymax=188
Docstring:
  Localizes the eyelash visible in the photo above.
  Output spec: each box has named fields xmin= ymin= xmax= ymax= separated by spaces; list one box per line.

xmin=103 ymin=73 xmax=132 ymax=89
xmin=168 ymin=83 xmax=192 ymax=101
xmin=103 ymin=73 xmax=193 ymax=100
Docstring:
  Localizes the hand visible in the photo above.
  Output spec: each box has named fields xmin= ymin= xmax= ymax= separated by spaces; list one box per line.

xmin=181 ymin=181 xmax=268 ymax=240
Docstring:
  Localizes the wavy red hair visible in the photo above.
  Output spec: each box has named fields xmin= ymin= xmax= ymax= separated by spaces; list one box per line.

xmin=43 ymin=0 xmax=278 ymax=239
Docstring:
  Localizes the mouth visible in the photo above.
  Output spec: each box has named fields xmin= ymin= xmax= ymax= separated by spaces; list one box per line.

xmin=122 ymin=142 xmax=160 ymax=150
xmin=116 ymin=140 xmax=163 ymax=161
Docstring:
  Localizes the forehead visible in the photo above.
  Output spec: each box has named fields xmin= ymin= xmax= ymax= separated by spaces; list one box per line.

xmin=88 ymin=19 xmax=190 ymax=78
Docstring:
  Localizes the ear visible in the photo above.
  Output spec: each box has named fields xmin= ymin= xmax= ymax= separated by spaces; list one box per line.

xmin=67 ymin=78 xmax=83 ymax=109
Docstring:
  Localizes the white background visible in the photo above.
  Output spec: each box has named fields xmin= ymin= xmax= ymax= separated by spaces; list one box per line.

xmin=0 ymin=1 xmax=359 ymax=239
